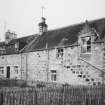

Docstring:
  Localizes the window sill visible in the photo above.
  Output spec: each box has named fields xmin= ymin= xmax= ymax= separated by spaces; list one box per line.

xmin=80 ymin=52 xmax=92 ymax=55
xmin=80 ymin=53 xmax=92 ymax=58
xmin=51 ymin=80 xmax=57 ymax=82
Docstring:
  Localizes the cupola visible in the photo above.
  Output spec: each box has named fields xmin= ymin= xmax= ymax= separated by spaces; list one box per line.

xmin=38 ymin=17 xmax=48 ymax=35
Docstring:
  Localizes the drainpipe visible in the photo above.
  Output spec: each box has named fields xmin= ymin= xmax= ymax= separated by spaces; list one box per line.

xmin=26 ymin=53 xmax=28 ymax=81
xmin=101 ymin=71 xmax=104 ymax=105
xmin=20 ymin=53 xmax=22 ymax=80
xmin=46 ymin=43 xmax=49 ymax=82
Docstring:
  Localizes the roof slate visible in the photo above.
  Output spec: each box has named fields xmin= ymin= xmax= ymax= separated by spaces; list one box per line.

xmin=0 ymin=34 xmax=38 ymax=55
xmin=22 ymin=18 xmax=105 ymax=52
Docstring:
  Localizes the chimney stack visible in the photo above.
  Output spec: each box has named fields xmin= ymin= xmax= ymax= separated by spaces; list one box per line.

xmin=5 ymin=30 xmax=17 ymax=44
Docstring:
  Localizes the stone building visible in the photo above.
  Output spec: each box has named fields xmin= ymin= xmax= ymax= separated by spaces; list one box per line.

xmin=0 ymin=30 xmax=38 ymax=80
xmin=0 ymin=18 xmax=105 ymax=86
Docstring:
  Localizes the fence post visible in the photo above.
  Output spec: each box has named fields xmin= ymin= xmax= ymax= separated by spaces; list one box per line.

xmin=0 ymin=90 xmax=3 ymax=105
xmin=35 ymin=89 xmax=37 ymax=105
xmin=62 ymin=85 xmax=65 ymax=105
xmin=62 ymin=84 xmax=68 ymax=105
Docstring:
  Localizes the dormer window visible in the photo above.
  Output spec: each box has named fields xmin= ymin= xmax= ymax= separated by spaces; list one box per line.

xmin=81 ymin=36 xmax=91 ymax=53
xmin=15 ymin=43 xmax=18 ymax=51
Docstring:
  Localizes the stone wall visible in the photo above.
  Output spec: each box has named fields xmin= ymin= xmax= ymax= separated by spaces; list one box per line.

xmin=26 ymin=50 xmax=48 ymax=81
xmin=0 ymin=54 xmax=21 ymax=79
xmin=23 ymin=41 xmax=104 ymax=86
xmin=0 ymin=40 xmax=104 ymax=86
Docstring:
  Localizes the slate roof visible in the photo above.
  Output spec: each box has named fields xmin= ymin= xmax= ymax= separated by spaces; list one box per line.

xmin=21 ymin=18 xmax=105 ymax=53
xmin=0 ymin=34 xmax=38 ymax=55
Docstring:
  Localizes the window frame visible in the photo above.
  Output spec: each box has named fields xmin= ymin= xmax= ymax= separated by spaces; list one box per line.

xmin=56 ymin=48 xmax=64 ymax=59
xmin=0 ymin=67 xmax=4 ymax=74
xmin=14 ymin=66 xmax=19 ymax=74
xmin=81 ymin=36 xmax=91 ymax=53
xmin=51 ymin=70 xmax=57 ymax=82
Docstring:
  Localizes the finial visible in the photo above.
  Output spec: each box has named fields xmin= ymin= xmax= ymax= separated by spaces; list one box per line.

xmin=38 ymin=0 xmax=48 ymax=35
xmin=41 ymin=0 xmax=45 ymax=17
xmin=41 ymin=5 xmax=45 ymax=17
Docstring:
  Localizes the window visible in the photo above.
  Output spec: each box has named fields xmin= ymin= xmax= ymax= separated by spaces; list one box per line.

xmin=81 ymin=36 xmax=91 ymax=53
xmin=15 ymin=43 xmax=18 ymax=51
xmin=56 ymin=48 xmax=63 ymax=59
xmin=0 ymin=67 xmax=4 ymax=74
xmin=14 ymin=66 xmax=19 ymax=74
xmin=51 ymin=70 xmax=57 ymax=81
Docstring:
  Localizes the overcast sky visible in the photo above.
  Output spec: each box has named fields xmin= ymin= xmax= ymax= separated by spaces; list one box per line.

xmin=0 ymin=0 xmax=105 ymax=40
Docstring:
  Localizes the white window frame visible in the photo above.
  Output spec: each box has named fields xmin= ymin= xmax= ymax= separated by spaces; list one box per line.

xmin=0 ymin=67 xmax=4 ymax=74
xmin=51 ymin=70 xmax=57 ymax=82
xmin=14 ymin=66 xmax=19 ymax=74
xmin=81 ymin=36 xmax=91 ymax=53
xmin=15 ymin=43 xmax=18 ymax=51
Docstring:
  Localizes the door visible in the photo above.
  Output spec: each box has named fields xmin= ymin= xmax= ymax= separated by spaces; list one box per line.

xmin=7 ymin=66 xmax=10 ymax=78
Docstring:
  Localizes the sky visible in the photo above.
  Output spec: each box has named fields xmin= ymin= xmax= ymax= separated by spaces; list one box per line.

xmin=0 ymin=0 xmax=105 ymax=41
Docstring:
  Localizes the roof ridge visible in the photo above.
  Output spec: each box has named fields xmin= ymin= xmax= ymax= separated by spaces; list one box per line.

xmin=47 ymin=17 xmax=105 ymax=32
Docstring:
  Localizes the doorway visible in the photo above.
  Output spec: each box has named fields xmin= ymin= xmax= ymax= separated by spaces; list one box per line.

xmin=7 ymin=66 xmax=10 ymax=78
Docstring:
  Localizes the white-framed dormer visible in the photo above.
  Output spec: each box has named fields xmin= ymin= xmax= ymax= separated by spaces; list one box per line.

xmin=80 ymin=36 xmax=91 ymax=54
xmin=78 ymin=20 xmax=96 ymax=54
